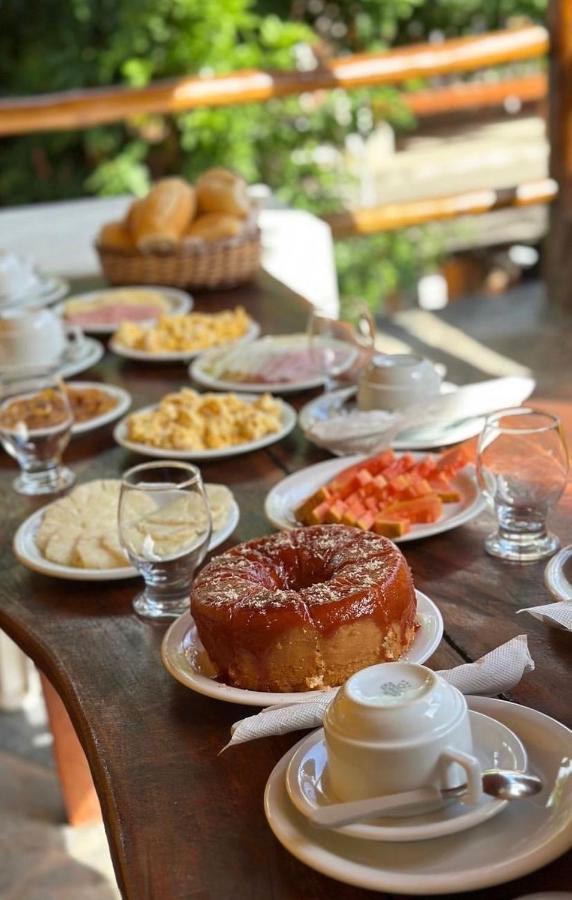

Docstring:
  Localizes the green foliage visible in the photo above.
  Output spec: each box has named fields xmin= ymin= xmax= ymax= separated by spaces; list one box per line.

xmin=0 ymin=0 xmax=548 ymax=311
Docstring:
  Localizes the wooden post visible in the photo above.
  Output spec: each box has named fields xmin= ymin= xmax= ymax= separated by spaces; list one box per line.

xmin=40 ymin=674 xmax=102 ymax=826
xmin=547 ymin=0 xmax=572 ymax=310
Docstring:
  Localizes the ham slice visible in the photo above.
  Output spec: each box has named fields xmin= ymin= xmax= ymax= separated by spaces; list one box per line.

xmin=67 ymin=304 xmax=163 ymax=326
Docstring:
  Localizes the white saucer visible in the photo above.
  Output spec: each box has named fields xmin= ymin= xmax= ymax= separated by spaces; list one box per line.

xmin=298 ymin=384 xmax=486 ymax=451
xmin=285 ymin=711 xmax=527 ymax=842
xmin=161 ymin=590 xmax=443 ymax=706
xmin=13 ymin=491 xmax=239 ymax=582
xmin=264 ymin=453 xmax=485 ymax=543
xmin=264 ymin=697 xmax=572 ymax=895
xmin=68 ymin=381 xmax=131 ymax=436
xmin=544 ymin=546 xmax=572 ymax=602
xmin=110 ymin=318 xmax=260 ymax=363
xmin=0 ymin=274 xmax=68 ymax=309
xmin=59 ymin=337 xmax=105 ymax=379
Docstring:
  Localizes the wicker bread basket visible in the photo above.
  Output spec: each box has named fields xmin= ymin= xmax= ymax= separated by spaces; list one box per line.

xmin=96 ymin=228 xmax=262 ymax=290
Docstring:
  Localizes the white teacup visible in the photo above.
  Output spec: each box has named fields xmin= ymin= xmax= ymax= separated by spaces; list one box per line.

xmin=0 ymin=307 xmax=83 ymax=370
xmin=323 ymin=662 xmax=482 ymax=805
xmin=357 ymin=353 xmax=441 ymax=412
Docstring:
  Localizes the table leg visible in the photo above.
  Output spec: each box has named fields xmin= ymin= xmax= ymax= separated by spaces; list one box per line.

xmin=40 ymin=673 xmax=102 ymax=826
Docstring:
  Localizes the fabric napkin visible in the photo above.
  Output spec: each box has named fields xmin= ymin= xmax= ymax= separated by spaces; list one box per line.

xmin=517 ymin=602 xmax=572 ymax=632
xmin=224 ymin=634 xmax=534 ymax=749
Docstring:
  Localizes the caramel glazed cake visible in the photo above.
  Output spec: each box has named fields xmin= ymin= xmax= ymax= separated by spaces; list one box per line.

xmin=191 ymin=524 xmax=417 ymax=692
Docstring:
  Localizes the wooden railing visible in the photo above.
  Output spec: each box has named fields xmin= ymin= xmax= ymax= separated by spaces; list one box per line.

xmin=0 ymin=25 xmax=548 ymax=136
xmin=0 ymin=20 xmax=559 ymax=250
xmin=326 ymin=179 xmax=557 ymax=237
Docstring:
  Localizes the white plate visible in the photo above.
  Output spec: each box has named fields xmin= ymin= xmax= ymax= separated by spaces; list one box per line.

xmin=59 ymin=337 xmax=105 ymax=379
xmin=264 ymin=697 xmax=572 ymax=895
xmin=0 ymin=274 xmax=68 ymax=310
xmin=161 ymin=590 xmax=443 ymax=707
xmin=109 ymin=318 xmax=260 ymax=362
xmin=56 ymin=286 xmax=193 ymax=335
xmin=298 ymin=385 xmax=486 ymax=452
xmin=13 ymin=490 xmax=239 ymax=582
xmin=190 ymin=334 xmax=358 ymax=394
xmin=113 ymin=394 xmax=297 ymax=461
xmin=67 ymin=381 xmax=132 ymax=436
xmin=264 ymin=454 xmax=485 ymax=543
xmin=285 ymin=712 xmax=527 ymax=841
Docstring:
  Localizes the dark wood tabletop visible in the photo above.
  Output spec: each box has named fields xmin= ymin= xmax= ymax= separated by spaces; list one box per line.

xmin=0 ymin=273 xmax=570 ymax=899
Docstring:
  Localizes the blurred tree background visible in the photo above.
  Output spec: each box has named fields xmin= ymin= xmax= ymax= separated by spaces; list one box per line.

xmin=0 ymin=0 xmax=547 ymax=310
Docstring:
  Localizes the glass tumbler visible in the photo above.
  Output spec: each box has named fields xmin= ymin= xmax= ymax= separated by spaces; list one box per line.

xmin=0 ymin=366 xmax=74 ymax=495
xmin=307 ymin=306 xmax=375 ymax=392
xmin=477 ymin=407 xmax=569 ymax=562
xmin=118 ymin=461 xmax=212 ymax=620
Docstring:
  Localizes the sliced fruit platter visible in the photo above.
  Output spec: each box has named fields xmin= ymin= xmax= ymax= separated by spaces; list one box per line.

xmin=295 ymin=444 xmax=474 ymax=537
xmin=265 ymin=443 xmax=484 ymax=542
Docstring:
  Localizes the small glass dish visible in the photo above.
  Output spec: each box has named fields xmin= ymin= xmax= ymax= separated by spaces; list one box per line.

xmin=0 ymin=366 xmax=75 ymax=495
xmin=477 ymin=407 xmax=568 ymax=562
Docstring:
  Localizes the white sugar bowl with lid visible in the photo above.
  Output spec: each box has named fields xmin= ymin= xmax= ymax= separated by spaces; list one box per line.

xmin=323 ymin=661 xmax=482 ymax=804
xmin=357 ymin=353 xmax=442 ymax=412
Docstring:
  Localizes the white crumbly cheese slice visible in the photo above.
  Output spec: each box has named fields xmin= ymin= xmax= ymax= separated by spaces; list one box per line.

xmin=36 ymin=478 xmax=234 ymax=571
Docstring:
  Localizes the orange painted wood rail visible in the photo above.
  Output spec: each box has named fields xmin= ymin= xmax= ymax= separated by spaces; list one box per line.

xmin=0 ymin=25 xmax=548 ymax=136
xmin=325 ymin=178 xmax=557 ymax=237
xmin=403 ymin=72 xmax=546 ymax=118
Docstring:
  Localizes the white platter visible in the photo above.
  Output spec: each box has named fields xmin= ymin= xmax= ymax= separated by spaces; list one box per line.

xmin=0 ymin=274 xmax=68 ymax=310
xmin=13 ymin=489 xmax=239 ymax=582
xmin=298 ymin=385 xmax=487 ymax=452
xmin=285 ymin=713 xmax=527 ymax=841
xmin=190 ymin=334 xmax=358 ymax=394
xmin=68 ymin=381 xmax=132 ymax=436
xmin=161 ymin=590 xmax=443 ymax=707
xmin=113 ymin=394 xmax=297 ymax=461
xmin=264 ymin=696 xmax=572 ymax=895
xmin=109 ymin=318 xmax=260 ymax=363
xmin=264 ymin=453 xmax=485 ymax=543
xmin=56 ymin=285 xmax=193 ymax=335
xmin=59 ymin=337 xmax=105 ymax=379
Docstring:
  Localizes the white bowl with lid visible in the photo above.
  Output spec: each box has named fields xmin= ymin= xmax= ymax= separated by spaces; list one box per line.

xmin=323 ymin=662 xmax=482 ymax=804
xmin=357 ymin=354 xmax=442 ymax=411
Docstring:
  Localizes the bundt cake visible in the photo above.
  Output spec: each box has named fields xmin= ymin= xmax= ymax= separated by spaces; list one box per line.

xmin=191 ymin=524 xmax=417 ymax=692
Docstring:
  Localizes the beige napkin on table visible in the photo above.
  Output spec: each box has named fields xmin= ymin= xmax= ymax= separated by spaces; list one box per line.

xmin=517 ymin=602 xmax=572 ymax=632
xmin=224 ymin=635 xmax=534 ymax=749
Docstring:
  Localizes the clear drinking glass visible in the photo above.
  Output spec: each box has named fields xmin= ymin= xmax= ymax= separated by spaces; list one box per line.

xmin=0 ymin=366 xmax=74 ymax=495
xmin=477 ymin=407 xmax=569 ymax=562
xmin=307 ymin=306 xmax=376 ymax=392
xmin=118 ymin=461 xmax=212 ymax=620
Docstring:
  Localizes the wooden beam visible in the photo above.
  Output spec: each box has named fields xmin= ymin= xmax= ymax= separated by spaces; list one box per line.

xmin=325 ymin=178 xmax=557 ymax=237
xmin=547 ymin=0 xmax=572 ymax=310
xmin=403 ymin=72 xmax=546 ymax=118
xmin=0 ymin=26 xmax=548 ymax=136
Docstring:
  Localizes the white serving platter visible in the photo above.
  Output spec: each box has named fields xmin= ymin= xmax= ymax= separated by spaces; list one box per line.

xmin=113 ymin=394 xmax=297 ymax=461
xmin=264 ymin=453 xmax=485 ymax=543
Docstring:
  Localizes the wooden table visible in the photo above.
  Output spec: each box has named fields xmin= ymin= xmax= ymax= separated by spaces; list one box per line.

xmin=0 ymin=273 xmax=570 ymax=899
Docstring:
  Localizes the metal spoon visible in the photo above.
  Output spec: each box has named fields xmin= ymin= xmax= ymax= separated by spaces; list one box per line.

xmin=309 ymin=769 xmax=543 ymax=830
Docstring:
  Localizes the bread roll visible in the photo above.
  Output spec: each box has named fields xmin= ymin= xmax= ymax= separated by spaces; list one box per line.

xmin=130 ymin=178 xmax=196 ymax=252
xmin=196 ymin=168 xmax=250 ymax=218
xmin=97 ymin=220 xmax=134 ymax=251
xmin=185 ymin=213 xmax=244 ymax=242
xmin=126 ymin=198 xmax=145 ymax=232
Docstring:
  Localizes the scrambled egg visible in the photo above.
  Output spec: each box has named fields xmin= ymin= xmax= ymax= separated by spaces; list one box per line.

xmin=127 ymin=389 xmax=283 ymax=450
xmin=115 ymin=306 xmax=251 ymax=353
